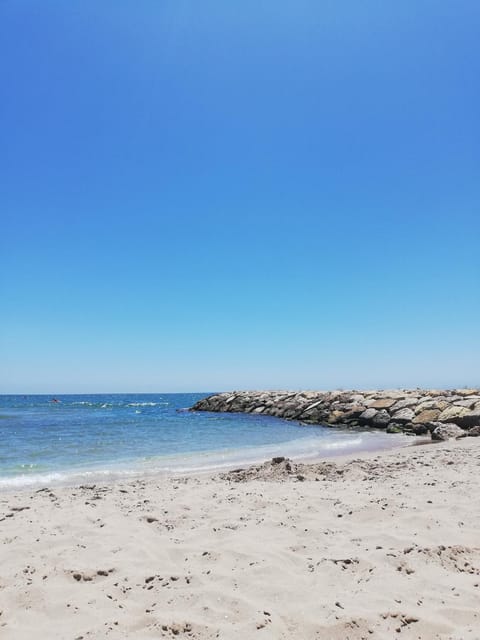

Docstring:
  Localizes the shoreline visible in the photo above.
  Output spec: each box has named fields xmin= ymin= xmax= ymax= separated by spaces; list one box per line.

xmin=4 ymin=388 xmax=479 ymax=493
xmin=0 ymin=428 xmax=418 ymax=493
xmin=1 ymin=437 xmax=479 ymax=638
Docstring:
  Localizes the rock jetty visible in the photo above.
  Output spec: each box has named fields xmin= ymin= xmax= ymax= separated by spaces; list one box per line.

xmin=191 ymin=389 xmax=480 ymax=438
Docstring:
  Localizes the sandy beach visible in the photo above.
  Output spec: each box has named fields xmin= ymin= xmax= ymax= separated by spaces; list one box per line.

xmin=1 ymin=438 xmax=479 ymax=640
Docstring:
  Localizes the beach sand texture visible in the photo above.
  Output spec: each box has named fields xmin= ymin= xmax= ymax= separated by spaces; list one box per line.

xmin=1 ymin=439 xmax=479 ymax=639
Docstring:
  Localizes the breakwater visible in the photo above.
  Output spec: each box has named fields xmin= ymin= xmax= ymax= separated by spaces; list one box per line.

xmin=191 ymin=389 xmax=480 ymax=436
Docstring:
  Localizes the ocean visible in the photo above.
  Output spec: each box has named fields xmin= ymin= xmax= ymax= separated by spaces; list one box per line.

xmin=0 ymin=393 xmax=412 ymax=488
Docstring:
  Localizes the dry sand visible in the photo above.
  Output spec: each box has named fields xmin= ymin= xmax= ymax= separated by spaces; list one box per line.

xmin=1 ymin=438 xmax=479 ymax=639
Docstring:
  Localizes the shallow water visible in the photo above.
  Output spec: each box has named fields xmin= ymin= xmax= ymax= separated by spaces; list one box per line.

xmin=0 ymin=393 xmax=413 ymax=488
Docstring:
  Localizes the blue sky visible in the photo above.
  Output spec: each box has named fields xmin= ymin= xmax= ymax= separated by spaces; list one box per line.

xmin=1 ymin=1 xmax=479 ymax=393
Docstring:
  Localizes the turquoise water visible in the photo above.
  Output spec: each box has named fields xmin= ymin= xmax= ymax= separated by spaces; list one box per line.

xmin=0 ymin=393 xmax=411 ymax=488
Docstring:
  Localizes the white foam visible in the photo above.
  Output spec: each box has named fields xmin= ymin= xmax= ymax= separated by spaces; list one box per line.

xmin=0 ymin=431 xmax=416 ymax=491
xmin=0 ymin=472 xmax=64 ymax=489
xmin=126 ymin=402 xmax=169 ymax=407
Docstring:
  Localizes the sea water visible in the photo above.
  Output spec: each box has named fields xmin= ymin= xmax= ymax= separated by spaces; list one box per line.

xmin=0 ymin=393 xmax=412 ymax=488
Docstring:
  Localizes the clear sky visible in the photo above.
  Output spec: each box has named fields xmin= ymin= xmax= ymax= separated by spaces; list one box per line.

xmin=1 ymin=1 xmax=479 ymax=393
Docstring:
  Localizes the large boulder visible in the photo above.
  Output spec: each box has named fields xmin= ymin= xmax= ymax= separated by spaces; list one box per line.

xmin=437 ymin=405 xmax=470 ymax=424
xmin=359 ymin=408 xmax=378 ymax=423
xmin=460 ymin=410 xmax=480 ymax=428
xmin=253 ymin=406 xmax=265 ymax=414
xmin=327 ymin=410 xmax=349 ymax=424
xmin=411 ymin=422 xmax=429 ymax=435
xmin=302 ymin=400 xmax=323 ymax=413
xmin=391 ymin=398 xmax=419 ymax=412
xmin=300 ymin=402 xmax=328 ymax=422
xmin=391 ymin=407 xmax=415 ymax=423
xmin=438 ymin=406 xmax=480 ymax=429
xmin=350 ymin=394 xmax=366 ymax=403
xmin=453 ymin=399 xmax=479 ymax=409
xmin=370 ymin=398 xmax=397 ymax=409
xmin=412 ymin=409 xmax=441 ymax=424
xmin=343 ymin=404 xmax=367 ymax=419
xmin=372 ymin=409 xmax=391 ymax=428
xmin=431 ymin=423 xmax=465 ymax=441
xmin=414 ymin=400 xmax=448 ymax=414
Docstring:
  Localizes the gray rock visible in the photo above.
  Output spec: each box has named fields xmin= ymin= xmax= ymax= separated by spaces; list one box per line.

xmin=350 ymin=394 xmax=366 ymax=403
xmin=411 ymin=423 xmax=429 ymax=435
xmin=343 ymin=404 xmax=366 ymax=419
xmin=431 ymin=423 xmax=465 ymax=441
xmin=359 ymin=408 xmax=378 ymax=423
xmin=390 ymin=398 xmax=419 ymax=412
xmin=372 ymin=410 xmax=391 ymax=428
xmin=467 ymin=425 xmax=480 ymax=437
xmin=414 ymin=400 xmax=448 ymax=414
xmin=302 ymin=400 xmax=323 ymax=413
xmin=453 ymin=399 xmax=478 ymax=409
xmin=460 ymin=410 xmax=480 ymax=428
xmin=391 ymin=408 xmax=415 ymax=423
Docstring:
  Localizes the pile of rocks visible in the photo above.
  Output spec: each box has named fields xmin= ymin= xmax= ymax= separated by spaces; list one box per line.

xmin=190 ymin=389 xmax=480 ymax=438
